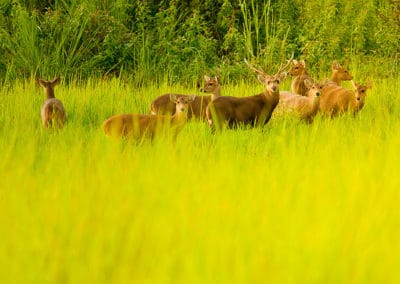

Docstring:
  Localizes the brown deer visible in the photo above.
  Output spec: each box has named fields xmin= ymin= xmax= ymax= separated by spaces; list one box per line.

xmin=103 ymin=95 xmax=195 ymax=140
xmin=324 ymin=60 xmax=353 ymax=85
xmin=149 ymin=75 xmax=221 ymax=120
xmin=275 ymin=79 xmax=323 ymax=123
xmin=319 ymin=79 xmax=372 ymax=117
xmin=351 ymin=80 xmax=373 ymax=114
xmin=289 ymin=59 xmax=314 ymax=96
xmin=319 ymin=61 xmax=354 ymax=117
xmin=37 ymin=77 xmax=66 ymax=129
xmin=206 ymin=55 xmax=293 ymax=131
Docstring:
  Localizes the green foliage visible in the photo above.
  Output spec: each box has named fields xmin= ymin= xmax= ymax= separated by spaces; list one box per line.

xmin=0 ymin=0 xmax=398 ymax=84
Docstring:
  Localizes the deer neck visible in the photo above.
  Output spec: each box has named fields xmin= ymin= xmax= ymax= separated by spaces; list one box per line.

xmin=330 ymin=72 xmax=342 ymax=85
xmin=299 ymin=69 xmax=308 ymax=77
xmin=264 ymin=89 xmax=280 ymax=103
xmin=45 ymin=88 xmax=56 ymax=99
xmin=210 ymin=86 xmax=221 ymax=101
xmin=172 ymin=112 xmax=188 ymax=124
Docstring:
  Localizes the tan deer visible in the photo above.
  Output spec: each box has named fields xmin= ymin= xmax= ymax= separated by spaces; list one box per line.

xmin=206 ymin=55 xmax=293 ymax=131
xmin=103 ymin=95 xmax=195 ymax=140
xmin=289 ymin=59 xmax=314 ymax=96
xmin=37 ymin=77 xmax=66 ymax=129
xmin=319 ymin=61 xmax=354 ymax=117
xmin=149 ymin=75 xmax=221 ymax=120
xmin=351 ymin=80 xmax=373 ymax=114
xmin=319 ymin=79 xmax=372 ymax=117
xmin=275 ymin=79 xmax=323 ymax=123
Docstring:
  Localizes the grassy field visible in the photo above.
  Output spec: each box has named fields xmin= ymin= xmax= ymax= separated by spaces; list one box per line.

xmin=1 ymin=76 xmax=400 ymax=283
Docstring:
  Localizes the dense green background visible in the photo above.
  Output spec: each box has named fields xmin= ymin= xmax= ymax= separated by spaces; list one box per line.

xmin=1 ymin=0 xmax=399 ymax=84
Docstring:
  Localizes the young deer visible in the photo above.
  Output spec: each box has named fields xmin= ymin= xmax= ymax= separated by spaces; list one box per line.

xmin=149 ymin=75 xmax=221 ymax=120
xmin=319 ymin=61 xmax=354 ymax=117
xmin=103 ymin=95 xmax=195 ymax=140
xmin=351 ymin=80 xmax=373 ymax=114
xmin=37 ymin=77 xmax=66 ymax=129
xmin=289 ymin=59 xmax=314 ymax=96
xmin=276 ymin=79 xmax=323 ymax=123
xmin=206 ymin=55 xmax=293 ymax=131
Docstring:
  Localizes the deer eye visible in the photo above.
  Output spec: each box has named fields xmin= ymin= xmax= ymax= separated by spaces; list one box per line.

xmin=276 ymin=80 xmax=280 ymax=84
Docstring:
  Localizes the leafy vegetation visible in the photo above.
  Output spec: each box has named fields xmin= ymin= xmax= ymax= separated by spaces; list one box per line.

xmin=0 ymin=0 xmax=399 ymax=84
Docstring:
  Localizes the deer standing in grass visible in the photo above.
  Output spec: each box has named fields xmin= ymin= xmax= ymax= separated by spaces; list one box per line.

xmin=289 ymin=59 xmax=315 ymax=96
xmin=275 ymin=79 xmax=323 ymax=123
xmin=149 ymin=75 xmax=221 ymax=120
xmin=320 ymin=78 xmax=372 ymax=117
xmin=351 ymin=80 xmax=373 ymax=114
xmin=37 ymin=77 xmax=66 ymax=129
xmin=103 ymin=95 xmax=195 ymax=140
xmin=206 ymin=55 xmax=293 ymax=131
xmin=319 ymin=61 xmax=355 ymax=117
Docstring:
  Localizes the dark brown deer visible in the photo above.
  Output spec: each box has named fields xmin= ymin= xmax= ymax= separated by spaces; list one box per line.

xmin=37 ymin=77 xmax=66 ymax=129
xmin=206 ymin=55 xmax=293 ymax=131
xmin=149 ymin=75 xmax=221 ymax=120
xmin=103 ymin=95 xmax=195 ymax=140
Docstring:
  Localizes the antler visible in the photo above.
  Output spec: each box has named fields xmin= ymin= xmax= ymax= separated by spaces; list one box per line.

xmin=244 ymin=59 xmax=267 ymax=77
xmin=275 ymin=53 xmax=294 ymax=76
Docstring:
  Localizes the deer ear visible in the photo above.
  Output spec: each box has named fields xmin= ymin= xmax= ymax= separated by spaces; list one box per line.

xmin=304 ymin=78 xmax=313 ymax=89
xmin=332 ymin=60 xmax=341 ymax=70
xmin=293 ymin=59 xmax=298 ymax=65
xmin=169 ymin=94 xmax=177 ymax=103
xmin=189 ymin=94 xmax=196 ymax=102
xmin=52 ymin=76 xmax=60 ymax=85
xmin=300 ymin=60 xmax=305 ymax=67
xmin=37 ymin=78 xmax=46 ymax=87
xmin=204 ymin=75 xmax=211 ymax=82
xmin=257 ymin=75 xmax=266 ymax=84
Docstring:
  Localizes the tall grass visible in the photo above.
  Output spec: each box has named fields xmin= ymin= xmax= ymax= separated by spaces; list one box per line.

xmin=1 ymin=75 xmax=400 ymax=283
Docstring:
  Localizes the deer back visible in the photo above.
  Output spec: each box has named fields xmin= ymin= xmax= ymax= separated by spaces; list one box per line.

xmin=41 ymin=99 xmax=66 ymax=128
xmin=319 ymin=84 xmax=355 ymax=116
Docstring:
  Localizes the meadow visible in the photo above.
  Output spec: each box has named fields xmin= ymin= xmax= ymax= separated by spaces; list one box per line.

xmin=1 ymin=75 xmax=400 ymax=283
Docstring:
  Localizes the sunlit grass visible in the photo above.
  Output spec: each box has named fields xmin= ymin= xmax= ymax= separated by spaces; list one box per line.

xmin=0 ymin=77 xmax=399 ymax=283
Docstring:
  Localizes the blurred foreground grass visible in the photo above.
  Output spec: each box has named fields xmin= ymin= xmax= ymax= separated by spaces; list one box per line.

xmin=0 ymin=77 xmax=399 ymax=283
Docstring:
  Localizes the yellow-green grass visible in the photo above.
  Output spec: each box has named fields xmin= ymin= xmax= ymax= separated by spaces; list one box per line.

xmin=0 ymin=77 xmax=399 ymax=283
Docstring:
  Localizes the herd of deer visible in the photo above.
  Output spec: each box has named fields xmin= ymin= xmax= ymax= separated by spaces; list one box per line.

xmin=37 ymin=55 xmax=372 ymax=140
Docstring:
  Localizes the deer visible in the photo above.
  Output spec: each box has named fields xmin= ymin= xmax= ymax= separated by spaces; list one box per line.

xmin=319 ymin=61 xmax=355 ymax=117
xmin=103 ymin=95 xmax=195 ymax=140
xmin=275 ymin=79 xmax=323 ymax=123
xmin=206 ymin=54 xmax=293 ymax=131
xmin=149 ymin=75 xmax=221 ymax=120
xmin=351 ymin=80 xmax=373 ymax=114
xmin=37 ymin=76 xmax=66 ymax=129
xmin=319 ymin=79 xmax=372 ymax=117
xmin=289 ymin=59 xmax=315 ymax=96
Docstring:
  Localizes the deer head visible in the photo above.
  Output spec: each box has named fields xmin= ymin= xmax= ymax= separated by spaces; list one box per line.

xmin=245 ymin=54 xmax=294 ymax=93
xmin=289 ymin=59 xmax=306 ymax=76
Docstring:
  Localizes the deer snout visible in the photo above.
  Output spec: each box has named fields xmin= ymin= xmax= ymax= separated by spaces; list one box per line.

xmin=315 ymin=91 xmax=321 ymax=97
xmin=356 ymin=97 xmax=361 ymax=101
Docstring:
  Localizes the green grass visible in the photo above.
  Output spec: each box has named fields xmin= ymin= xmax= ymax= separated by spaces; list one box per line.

xmin=1 ymin=76 xmax=400 ymax=283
